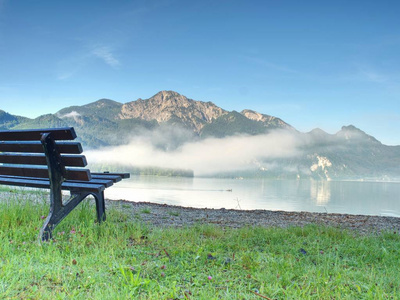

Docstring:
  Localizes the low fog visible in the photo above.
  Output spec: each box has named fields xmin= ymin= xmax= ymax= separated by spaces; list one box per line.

xmin=86 ymin=128 xmax=304 ymax=176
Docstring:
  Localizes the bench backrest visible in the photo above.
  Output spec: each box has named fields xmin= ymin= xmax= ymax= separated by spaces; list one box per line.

xmin=0 ymin=127 xmax=91 ymax=181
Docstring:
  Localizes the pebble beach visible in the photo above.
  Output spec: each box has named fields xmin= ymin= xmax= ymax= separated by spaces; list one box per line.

xmin=107 ymin=200 xmax=400 ymax=235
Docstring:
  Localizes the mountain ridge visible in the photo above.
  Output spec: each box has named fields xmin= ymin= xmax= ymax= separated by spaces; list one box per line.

xmin=1 ymin=90 xmax=399 ymax=179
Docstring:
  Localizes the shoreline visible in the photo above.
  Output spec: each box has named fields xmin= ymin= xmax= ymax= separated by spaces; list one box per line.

xmin=107 ymin=199 xmax=400 ymax=235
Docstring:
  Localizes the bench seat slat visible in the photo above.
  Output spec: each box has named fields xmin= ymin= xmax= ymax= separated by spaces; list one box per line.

xmin=0 ymin=166 xmax=91 ymax=181
xmin=91 ymin=174 xmax=122 ymax=183
xmin=0 ymin=127 xmax=76 ymax=141
xmin=68 ymin=179 xmax=113 ymax=188
xmin=0 ymin=175 xmax=113 ymax=188
xmin=91 ymin=172 xmax=130 ymax=179
xmin=0 ymin=141 xmax=83 ymax=154
xmin=0 ymin=153 xmax=87 ymax=167
xmin=0 ymin=176 xmax=105 ymax=193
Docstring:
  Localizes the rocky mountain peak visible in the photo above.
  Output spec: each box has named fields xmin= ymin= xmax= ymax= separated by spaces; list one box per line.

xmin=241 ymin=109 xmax=266 ymax=122
xmin=119 ymin=91 xmax=227 ymax=132
xmin=147 ymin=90 xmax=193 ymax=108
xmin=241 ymin=109 xmax=292 ymax=130
xmin=154 ymin=90 xmax=182 ymax=100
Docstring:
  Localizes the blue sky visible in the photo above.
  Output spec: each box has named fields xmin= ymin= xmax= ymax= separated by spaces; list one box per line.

xmin=0 ymin=0 xmax=399 ymax=145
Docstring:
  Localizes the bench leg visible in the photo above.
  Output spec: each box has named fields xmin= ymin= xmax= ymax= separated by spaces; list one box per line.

xmin=94 ymin=191 xmax=106 ymax=223
xmin=39 ymin=191 xmax=106 ymax=241
xmin=40 ymin=188 xmax=64 ymax=241
xmin=40 ymin=216 xmax=56 ymax=242
xmin=40 ymin=193 xmax=85 ymax=241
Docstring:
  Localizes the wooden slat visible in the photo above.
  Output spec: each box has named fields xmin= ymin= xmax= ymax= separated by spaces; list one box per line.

xmin=0 ymin=141 xmax=83 ymax=154
xmin=0 ymin=127 xmax=76 ymax=141
xmin=56 ymin=142 xmax=83 ymax=154
xmin=0 ymin=153 xmax=87 ymax=167
xmin=0 ymin=166 xmax=49 ymax=178
xmin=63 ymin=181 xmax=105 ymax=193
xmin=69 ymin=178 xmax=114 ymax=188
xmin=0 ymin=176 xmax=105 ymax=193
xmin=0 ymin=153 xmax=47 ymax=165
xmin=87 ymin=179 xmax=113 ymax=187
xmin=0 ymin=175 xmax=113 ymax=188
xmin=91 ymin=174 xmax=122 ymax=183
xmin=65 ymin=168 xmax=91 ymax=181
xmin=61 ymin=155 xmax=87 ymax=167
xmin=0 ymin=166 xmax=91 ymax=181
xmin=91 ymin=172 xmax=130 ymax=179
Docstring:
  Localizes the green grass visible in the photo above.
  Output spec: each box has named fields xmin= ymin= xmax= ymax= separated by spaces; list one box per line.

xmin=168 ymin=210 xmax=180 ymax=217
xmin=140 ymin=208 xmax=151 ymax=214
xmin=1 ymin=190 xmax=400 ymax=299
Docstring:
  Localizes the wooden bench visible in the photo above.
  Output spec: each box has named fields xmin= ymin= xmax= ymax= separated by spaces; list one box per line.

xmin=0 ymin=127 xmax=129 ymax=241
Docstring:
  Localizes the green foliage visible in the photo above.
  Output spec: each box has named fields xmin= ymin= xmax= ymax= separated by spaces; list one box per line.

xmin=0 ymin=110 xmax=31 ymax=130
xmin=12 ymin=114 xmax=69 ymax=130
xmin=57 ymin=99 xmax=123 ymax=120
xmin=1 ymin=191 xmax=400 ymax=299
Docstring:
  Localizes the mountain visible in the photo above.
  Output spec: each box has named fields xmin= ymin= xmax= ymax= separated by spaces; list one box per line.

xmin=119 ymin=91 xmax=228 ymax=132
xmin=0 ymin=110 xmax=29 ymax=130
xmin=201 ymin=111 xmax=273 ymax=138
xmin=1 ymin=90 xmax=399 ymax=179
xmin=53 ymin=90 xmax=292 ymax=148
xmin=56 ymin=91 xmax=292 ymax=136
xmin=57 ymin=98 xmax=123 ymax=121
xmin=294 ymin=125 xmax=400 ymax=180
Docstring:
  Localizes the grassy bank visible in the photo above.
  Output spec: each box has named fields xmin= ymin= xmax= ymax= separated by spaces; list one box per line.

xmin=1 ymin=189 xmax=399 ymax=299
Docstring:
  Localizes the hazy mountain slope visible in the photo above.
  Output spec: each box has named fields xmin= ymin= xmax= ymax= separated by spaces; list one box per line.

xmin=57 ymin=114 xmax=159 ymax=149
xmin=57 ymin=99 xmax=123 ymax=120
xmin=201 ymin=111 xmax=270 ymax=138
xmin=263 ymin=126 xmax=400 ymax=180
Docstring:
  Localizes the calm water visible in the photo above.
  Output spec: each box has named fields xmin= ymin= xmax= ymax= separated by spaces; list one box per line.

xmin=106 ymin=176 xmax=400 ymax=217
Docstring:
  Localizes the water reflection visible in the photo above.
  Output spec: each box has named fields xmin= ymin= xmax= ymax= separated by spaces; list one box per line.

xmin=310 ymin=180 xmax=331 ymax=205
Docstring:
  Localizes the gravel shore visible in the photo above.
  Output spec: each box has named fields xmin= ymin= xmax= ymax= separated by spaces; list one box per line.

xmin=107 ymin=200 xmax=400 ymax=235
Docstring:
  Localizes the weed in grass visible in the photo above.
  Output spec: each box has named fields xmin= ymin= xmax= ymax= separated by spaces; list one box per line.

xmin=168 ymin=211 xmax=180 ymax=217
xmin=140 ymin=208 xmax=151 ymax=214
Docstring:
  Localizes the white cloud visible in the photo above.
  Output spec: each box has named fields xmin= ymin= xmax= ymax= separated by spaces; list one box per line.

xmin=59 ymin=111 xmax=81 ymax=119
xmin=58 ymin=111 xmax=82 ymax=123
xmin=55 ymin=44 xmax=121 ymax=80
xmin=92 ymin=46 xmax=121 ymax=68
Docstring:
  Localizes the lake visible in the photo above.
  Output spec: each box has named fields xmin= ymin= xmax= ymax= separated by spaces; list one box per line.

xmin=105 ymin=176 xmax=400 ymax=217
